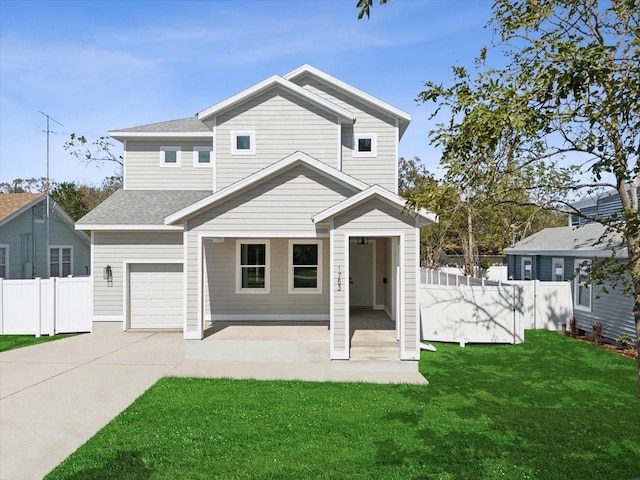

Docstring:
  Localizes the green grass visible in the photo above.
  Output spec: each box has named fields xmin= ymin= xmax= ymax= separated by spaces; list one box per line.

xmin=0 ymin=334 xmax=77 ymax=352
xmin=46 ymin=331 xmax=640 ymax=480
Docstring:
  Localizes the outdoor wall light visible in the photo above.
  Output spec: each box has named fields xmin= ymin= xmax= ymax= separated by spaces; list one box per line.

xmin=103 ymin=265 xmax=113 ymax=281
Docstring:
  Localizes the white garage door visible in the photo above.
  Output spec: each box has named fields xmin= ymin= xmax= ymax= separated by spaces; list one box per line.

xmin=130 ymin=263 xmax=183 ymax=329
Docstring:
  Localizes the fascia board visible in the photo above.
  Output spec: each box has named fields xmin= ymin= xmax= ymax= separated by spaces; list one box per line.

xmin=165 ymin=152 xmax=367 ymax=225
xmin=503 ymin=248 xmax=628 ymax=258
xmin=108 ymin=131 xmax=212 ymax=140
xmin=284 ymin=64 xmax=412 ymax=124
xmin=197 ymin=75 xmax=354 ymax=122
xmin=75 ymin=224 xmax=184 ymax=231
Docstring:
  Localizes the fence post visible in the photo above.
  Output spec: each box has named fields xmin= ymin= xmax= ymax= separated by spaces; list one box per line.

xmin=35 ymin=277 xmax=41 ymax=338
xmin=0 ymin=278 xmax=3 ymax=334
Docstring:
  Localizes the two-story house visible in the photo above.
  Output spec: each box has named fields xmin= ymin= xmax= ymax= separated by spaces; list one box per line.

xmin=76 ymin=65 xmax=436 ymax=365
xmin=504 ymin=189 xmax=635 ymax=343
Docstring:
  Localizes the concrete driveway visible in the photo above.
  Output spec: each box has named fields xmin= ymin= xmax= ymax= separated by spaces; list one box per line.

xmin=1 ymin=331 xmax=426 ymax=480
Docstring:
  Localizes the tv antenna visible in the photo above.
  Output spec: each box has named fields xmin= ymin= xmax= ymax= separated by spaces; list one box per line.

xmin=39 ymin=111 xmax=64 ymax=277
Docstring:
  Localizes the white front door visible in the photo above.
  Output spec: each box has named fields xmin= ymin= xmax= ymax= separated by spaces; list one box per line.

xmin=349 ymin=242 xmax=373 ymax=307
xmin=129 ymin=264 xmax=183 ymax=329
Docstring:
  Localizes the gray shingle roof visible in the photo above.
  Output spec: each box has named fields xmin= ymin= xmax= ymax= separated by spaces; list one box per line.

xmin=77 ymin=190 xmax=212 ymax=225
xmin=111 ymin=117 xmax=211 ymax=133
xmin=504 ymin=223 xmax=627 ymax=257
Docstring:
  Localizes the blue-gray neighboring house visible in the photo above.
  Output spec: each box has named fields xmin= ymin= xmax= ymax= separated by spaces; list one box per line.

xmin=504 ymin=190 xmax=635 ymax=343
xmin=0 ymin=193 xmax=90 ymax=279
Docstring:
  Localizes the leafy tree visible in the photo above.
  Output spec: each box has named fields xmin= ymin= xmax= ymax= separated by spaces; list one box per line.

xmin=407 ymin=0 xmax=639 ymax=394
xmin=64 ymin=133 xmax=123 ymax=182
xmin=50 ymin=182 xmax=89 ymax=221
xmin=0 ymin=177 xmax=50 ymax=194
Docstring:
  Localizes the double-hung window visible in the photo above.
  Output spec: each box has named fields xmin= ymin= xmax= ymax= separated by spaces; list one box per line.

xmin=574 ymin=259 xmax=591 ymax=311
xmin=0 ymin=245 xmax=8 ymax=278
xmin=288 ymin=240 xmax=322 ymax=294
xmin=236 ymin=240 xmax=269 ymax=293
xmin=160 ymin=146 xmax=181 ymax=167
xmin=50 ymin=246 xmax=72 ymax=278
xmin=552 ymin=257 xmax=564 ymax=281
xmin=521 ymin=257 xmax=533 ymax=280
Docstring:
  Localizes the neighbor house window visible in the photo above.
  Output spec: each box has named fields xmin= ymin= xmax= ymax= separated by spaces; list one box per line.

xmin=353 ymin=134 xmax=377 ymax=157
xmin=236 ymin=240 xmax=269 ymax=293
xmin=521 ymin=257 xmax=533 ymax=280
xmin=574 ymin=259 xmax=591 ymax=311
xmin=160 ymin=146 xmax=181 ymax=167
xmin=288 ymin=240 xmax=322 ymax=294
xmin=194 ymin=146 xmax=212 ymax=166
xmin=231 ymin=131 xmax=255 ymax=155
xmin=552 ymin=257 xmax=564 ymax=281
xmin=34 ymin=203 xmax=45 ymax=223
xmin=50 ymin=246 xmax=72 ymax=278
xmin=0 ymin=245 xmax=8 ymax=278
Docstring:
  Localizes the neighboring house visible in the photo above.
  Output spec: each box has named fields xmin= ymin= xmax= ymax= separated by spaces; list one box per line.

xmin=505 ymin=191 xmax=634 ymax=342
xmin=0 ymin=193 xmax=90 ymax=279
xmin=76 ymin=65 xmax=437 ymax=363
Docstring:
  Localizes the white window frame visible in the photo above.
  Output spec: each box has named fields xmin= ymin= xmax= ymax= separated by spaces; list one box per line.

xmin=160 ymin=146 xmax=181 ymax=167
xmin=353 ymin=133 xmax=377 ymax=158
xmin=552 ymin=257 xmax=565 ymax=282
xmin=231 ymin=131 xmax=255 ymax=155
xmin=288 ymin=240 xmax=322 ymax=294
xmin=573 ymin=259 xmax=592 ymax=311
xmin=49 ymin=245 xmax=73 ymax=278
xmin=521 ymin=256 xmax=533 ymax=280
xmin=236 ymin=240 xmax=270 ymax=294
xmin=0 ymin=244 xmax=8 ymax=278
xmin=193 ymin=146 xmax=212 ymax=167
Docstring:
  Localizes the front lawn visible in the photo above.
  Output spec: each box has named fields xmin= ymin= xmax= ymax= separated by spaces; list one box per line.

xmin=0 ymin=334 xmax=77 ymax=352
xmin=46 ymin=331 xmax=640 ymax=479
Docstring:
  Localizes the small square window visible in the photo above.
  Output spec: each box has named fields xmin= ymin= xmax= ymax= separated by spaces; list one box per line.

xmin=160 ymin=147 xmax=181 ymax=167
xmin=231 ymin=131 xmax=255 ymax=155
xmin=353 ymin=134 xmax=376 ymax=157
xmin=194 ymin=147 xmax=212 ymax=167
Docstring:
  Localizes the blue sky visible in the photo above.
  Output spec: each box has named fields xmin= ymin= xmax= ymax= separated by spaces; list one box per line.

xmin=0 ymin=0 xmax=495 ymax=187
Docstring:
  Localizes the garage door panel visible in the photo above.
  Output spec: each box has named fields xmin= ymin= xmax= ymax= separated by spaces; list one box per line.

xmin=130 ymin=264 xmax=183 ymax=329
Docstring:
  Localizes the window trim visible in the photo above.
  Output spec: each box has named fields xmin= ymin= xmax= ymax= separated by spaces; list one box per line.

xmin=521 ymin=256 xmax=533 ymax=280
xmin=231 ymin=131 xmax=255 ymax=156
xmin=193 ymin=146 xmax=212 ymax=167
xmin=353 ymin=133 xmax=377 ymax=158
xmin=160 ymin=146 xmax=181 ymax=167
xmin=552 ymin=257 xmax=565 ymax=282
xmin=573 ymin=259 xmax=592 ymax=312
xmin=236 ymin=240 xmax=270 ymax=294
xmin=288 ymin=240 xmax=322 ymax=294
xmin=49 ymin=245 xmax=73 ymax=278
xmin=0 ymin=244 xmax=8 ymax=278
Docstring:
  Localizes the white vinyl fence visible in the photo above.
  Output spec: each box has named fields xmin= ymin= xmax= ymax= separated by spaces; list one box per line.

xmin=419 ymin=269 xmax=573 ymax=346
xmin=0 ymin=277 xmax=92 ymax=336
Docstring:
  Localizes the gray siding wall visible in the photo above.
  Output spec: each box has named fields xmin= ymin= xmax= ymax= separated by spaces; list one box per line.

xmin=333 ymin=198 xmax=418 ymax=359
xmin=292 ymin=75 xmax=398 ymax=192
xmin=202 ymin=238 xmax=329 ymax=317
xmin=1 ymin=205 xmax=89 ymax=279
xmin=92 ymin=232 xmax=183 ymax=316
xmin=210 ymin=87 xmax=339 ymax=189
xmin=124 ymin=139 xmax=214 ymax=191
xmin=508 ymin=254 xmax=539 ymax=280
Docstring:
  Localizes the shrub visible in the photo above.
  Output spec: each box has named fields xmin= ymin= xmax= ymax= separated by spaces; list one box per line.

xmin=616 ymin=334 xmax=636 ymax=349
xmin=591 ymin=322 xmax=604 ymax=345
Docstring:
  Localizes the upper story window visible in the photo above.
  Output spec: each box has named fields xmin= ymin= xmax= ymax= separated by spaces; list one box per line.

xmin=574 ymin=259 xmax=591 ymax=311
xmin=194 ymin=146 xmax=212 ymax=167
xmin=232 ymin=131 xmax=255 ymax=155
xmin=353 ymin=133 xmax=377 ymax=158
xmin=160 ymin=146 xmax=181 ymax=167
xmin=288 ymin=240 xmax=322 ymax=294
xmin=552 ymin=257 xmax=564 ymax=281
xmin=236 ymin=240 xmax=269 ymax=294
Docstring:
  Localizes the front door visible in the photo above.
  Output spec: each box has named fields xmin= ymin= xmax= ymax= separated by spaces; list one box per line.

xmin=349 ymin=242 xmax=373 ymax=307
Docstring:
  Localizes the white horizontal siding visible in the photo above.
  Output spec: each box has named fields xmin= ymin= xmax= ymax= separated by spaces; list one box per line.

xmin=188 ymin=164 xmax=356 ymax=236
xmin=292 ymin=76 xmax=398 ymax=191
xmin=92 ymin=232 xmax=183 ymax=316
xmin=213 ymin=87 xmax=339 ymax=189
xmin=124 ymin=139 xmax=214 ymax=191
